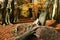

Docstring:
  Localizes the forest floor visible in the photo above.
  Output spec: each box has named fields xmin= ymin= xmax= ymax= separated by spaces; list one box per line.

xmin=0 ymin=19 xmax=34 ymax=40
xmin=0 ymin=19 xmax=60 ymax=40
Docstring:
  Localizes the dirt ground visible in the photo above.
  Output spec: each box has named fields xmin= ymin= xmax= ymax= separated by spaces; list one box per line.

xmin=0 ymin=23 xmax=33 ymax=40
xmin=0 ymin=24 xmax=16 ymax=40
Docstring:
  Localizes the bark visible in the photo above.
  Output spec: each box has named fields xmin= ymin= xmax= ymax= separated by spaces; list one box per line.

xmin=10 ymin=25 xmax=39 ymax=40
xmin=52 ymin=0 xmax=57 ymax=20
xmin=38 ymin=0 xmax=49 ymax=26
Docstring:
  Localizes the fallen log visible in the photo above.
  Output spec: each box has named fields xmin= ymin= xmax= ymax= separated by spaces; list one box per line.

xmin=9 ymin=25 xmax=60 ymax=40
xmin=35 ymin=26 xmax=60 ymax=40
xmin=9 ymin=25 xmax=40 ymax=40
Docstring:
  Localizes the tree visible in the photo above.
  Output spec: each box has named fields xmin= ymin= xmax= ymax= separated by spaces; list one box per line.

xmin=38 ymin=0 xmax=50 ymax=26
